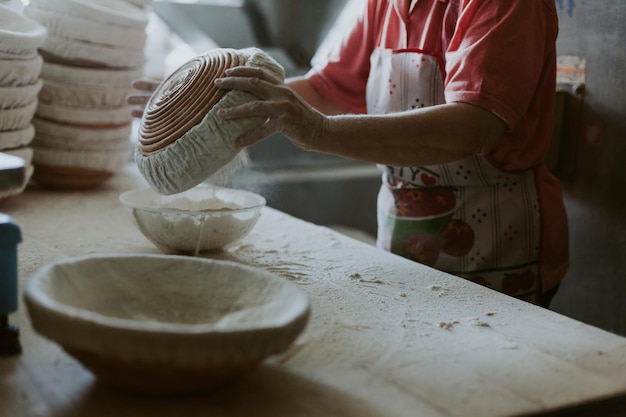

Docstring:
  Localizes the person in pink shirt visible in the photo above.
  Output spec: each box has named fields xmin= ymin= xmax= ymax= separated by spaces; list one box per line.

xmin=218 ymin=0 xmax=568 ymax=306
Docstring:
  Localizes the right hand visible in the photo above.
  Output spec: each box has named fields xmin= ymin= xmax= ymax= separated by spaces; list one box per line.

xmin=213 ymin=67 xmax=328 ymax=150
xmin=126 ymin=79 xmax=160 ymax=118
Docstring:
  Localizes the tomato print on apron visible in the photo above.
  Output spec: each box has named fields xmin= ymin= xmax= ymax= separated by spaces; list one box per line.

xmin=370 ymin=0 xmax=541 ymax=302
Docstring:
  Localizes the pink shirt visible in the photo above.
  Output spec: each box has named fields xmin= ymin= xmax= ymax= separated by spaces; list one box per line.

xmin=308 ymin=0 xmax=569 ymax=292
xmin=308 ymin=0 xmax=559 ymax=172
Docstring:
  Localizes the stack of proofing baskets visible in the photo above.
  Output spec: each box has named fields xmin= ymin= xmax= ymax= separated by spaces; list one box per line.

xmin=24 ymin=0 xmax=151 ymax=188
xmin=0 ymin=4 xmax=46 ymax=200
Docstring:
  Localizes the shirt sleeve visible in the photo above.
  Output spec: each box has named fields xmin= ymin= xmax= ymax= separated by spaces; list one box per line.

xmin=306 ymin=0 xmax=379 ymax=115
xmin=444 ymin=0 xmax=558 ymax=131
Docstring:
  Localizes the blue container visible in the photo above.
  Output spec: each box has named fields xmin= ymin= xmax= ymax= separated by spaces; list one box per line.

xmin=0 ymin=214 xmax=21 ymax=316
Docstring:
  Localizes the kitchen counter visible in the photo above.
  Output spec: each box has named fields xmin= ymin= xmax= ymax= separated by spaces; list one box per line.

xmin=1 ymin=165 xmax=626 ymax=417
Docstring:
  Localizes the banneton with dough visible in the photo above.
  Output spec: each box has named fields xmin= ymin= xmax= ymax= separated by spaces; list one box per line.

xmin=135 ymin=47 xmax=285 ymax=195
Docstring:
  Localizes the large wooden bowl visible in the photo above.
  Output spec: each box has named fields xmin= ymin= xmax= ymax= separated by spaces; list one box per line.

xmin=24 ymin=254 xmax=310 ymax=395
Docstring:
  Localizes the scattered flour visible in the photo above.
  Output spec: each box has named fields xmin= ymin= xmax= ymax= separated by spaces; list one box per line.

xmin=359 ymin=278 xmax=384 ymax=285
xmin=439 ymin=321 xmax=459 ymax=330
xmin=430 ymin=285 xmax=450 ymax=298
xmin=469 ymin=318 xmax=491 ymax=328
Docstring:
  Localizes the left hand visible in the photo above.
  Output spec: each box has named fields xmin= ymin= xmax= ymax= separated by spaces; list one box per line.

xmin=126 ymin=79 xmax=161 ymax=118
xmin=214 ymin=66 xmax=328 ymax=149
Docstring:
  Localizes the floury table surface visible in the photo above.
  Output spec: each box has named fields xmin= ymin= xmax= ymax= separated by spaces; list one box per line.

xmin=1 ymin=165 xmax=626 ymax=417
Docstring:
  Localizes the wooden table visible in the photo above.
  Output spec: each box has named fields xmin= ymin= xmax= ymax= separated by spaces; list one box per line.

xmin=1 ymin=165 xmax=626 ymax=417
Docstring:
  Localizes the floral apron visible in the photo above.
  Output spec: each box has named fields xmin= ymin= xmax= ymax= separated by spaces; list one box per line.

xmin=370 ymin=0 xmax=541 ymax=301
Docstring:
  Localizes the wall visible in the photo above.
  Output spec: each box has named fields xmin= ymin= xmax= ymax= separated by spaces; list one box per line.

xmin=550 ymin=1 xmax=626 ymax=335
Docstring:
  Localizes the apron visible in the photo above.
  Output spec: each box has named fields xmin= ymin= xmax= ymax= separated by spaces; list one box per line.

xmin=370 ymin=0 xmax=541 ymax=302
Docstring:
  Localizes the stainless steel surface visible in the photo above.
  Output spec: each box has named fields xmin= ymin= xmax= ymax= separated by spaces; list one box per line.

xmin=0 ymin=153 xmax=25 ymax=194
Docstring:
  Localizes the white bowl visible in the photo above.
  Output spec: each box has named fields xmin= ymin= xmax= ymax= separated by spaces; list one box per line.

xmin=24 ymin=254 xmax=310 ymax=394
xmin=119 ymin=185 xmax=266 ymax=254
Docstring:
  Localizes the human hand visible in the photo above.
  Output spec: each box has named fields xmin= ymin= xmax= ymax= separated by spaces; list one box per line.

xmin=126 ymin=79 xmax=161 ymax=118
xmin=213 ymin=66 xmax=328 ymax=149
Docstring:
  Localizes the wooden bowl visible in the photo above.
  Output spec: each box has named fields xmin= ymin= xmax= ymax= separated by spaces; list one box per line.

xmin=24 ymin=254 xmax=310 ymax=395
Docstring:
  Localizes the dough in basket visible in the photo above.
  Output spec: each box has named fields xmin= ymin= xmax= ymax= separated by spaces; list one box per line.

xmin=135 ymin=47 xmax=284 ymax=195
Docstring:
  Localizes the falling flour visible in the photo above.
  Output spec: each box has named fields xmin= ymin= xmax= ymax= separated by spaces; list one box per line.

xmin=204 ymin=150 xmax=251 ymax=188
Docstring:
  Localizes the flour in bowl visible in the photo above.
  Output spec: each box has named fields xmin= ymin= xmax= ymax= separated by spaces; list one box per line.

xmin=120 ymin=185 xmax=265 ymax=254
